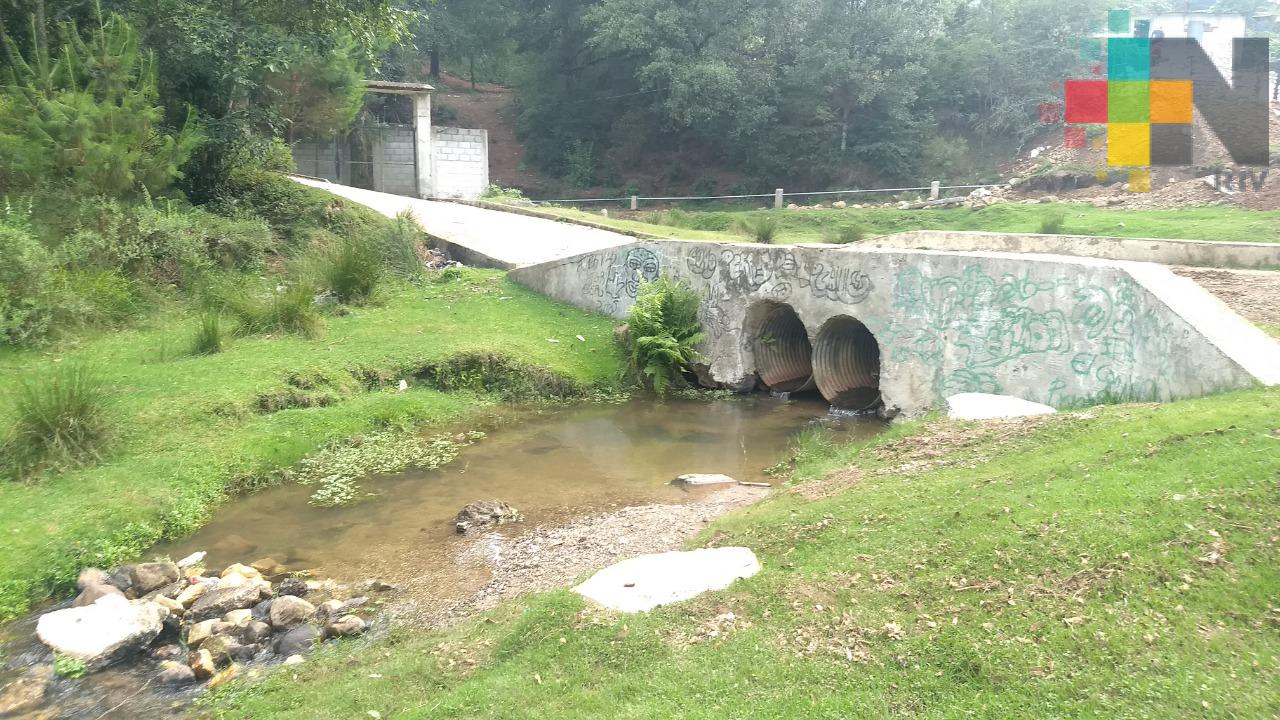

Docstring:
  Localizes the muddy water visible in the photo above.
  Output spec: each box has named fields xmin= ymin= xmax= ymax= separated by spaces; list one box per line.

xmin=1 ymin=397 xmax=882 ymax=719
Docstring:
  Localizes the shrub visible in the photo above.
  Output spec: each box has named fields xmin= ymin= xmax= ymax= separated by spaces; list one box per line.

xmin=317 ymin=235 xmax=382 ymax=305
xmin=0 ymin=224 xmax=54 ymax=346
xmin=3 ymin=364 xmax=114 ymax=481
xmin=733 ymin=215 xmax=780 ymax=244
xmin=822 ymin=223 xmax=866 ymax=244
xmin=1038 ymin=210 xmax=1066 ymax=234
xmin=191 ymin=312 xmax=228 ymax=355
xmin=626 ymin=277 xmax=705 ymax=394
xmin=210 ymin=281 xmax=322 ymax=339
xmin=379 ymin=211 xmax=425 ymax=280
xmin=198 ymin=212 xmax=274 ymax=271
xmin=481 ymin=185 xmax=527 ymax=203
xmin=62 ymin=198 xmax=207 ymax=283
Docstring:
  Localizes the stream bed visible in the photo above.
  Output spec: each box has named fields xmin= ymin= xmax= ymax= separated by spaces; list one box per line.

xmin=1 ymin=396 xmax=883 ymax=719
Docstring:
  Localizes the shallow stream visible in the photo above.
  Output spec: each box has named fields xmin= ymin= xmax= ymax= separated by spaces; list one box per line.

xmin=1 ymin=396 xmax=882 ymax=719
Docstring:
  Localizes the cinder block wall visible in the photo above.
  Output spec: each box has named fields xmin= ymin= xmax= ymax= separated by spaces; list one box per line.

xmin=379 ymin=126 xmax=418 ymax=196
xmin=291 ymin=141 xmax=340 ymax=183
xmin=432 ymin=127 xmax=489 ymax=200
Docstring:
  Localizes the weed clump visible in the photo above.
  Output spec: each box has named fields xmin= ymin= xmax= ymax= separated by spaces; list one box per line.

xmin=733 ymin=215 xmax=780 ymax=244
xmin=317 ymin=235 xmax=382 ymax=305
xmin=209 ymin=281 xmax=322 ymax=339
xmin=822 ymin=223 xmax=866 ymax=244
xmin=3 ymin=364 xmax=114 ymax=481
xmin=191 ymin=312 xmax=229 ymax=355
xmin=626 ymin=276 xmax=704 ymax=394
xmin=1038 ymin=210 xmax=1066 ymax=234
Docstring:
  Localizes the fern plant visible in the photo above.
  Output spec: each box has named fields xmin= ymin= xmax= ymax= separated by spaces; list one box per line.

xmin=626 ymin=276 xmax=704 ymax=394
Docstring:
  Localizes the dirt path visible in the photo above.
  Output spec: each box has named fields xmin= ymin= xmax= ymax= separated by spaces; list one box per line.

xmin=1173 ymin=266 xmax=1280 ymax=328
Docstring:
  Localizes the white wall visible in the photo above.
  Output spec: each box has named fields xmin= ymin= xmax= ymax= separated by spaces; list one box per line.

xmin=1140 ymin=13 xmax=1247 ymax=78
xmin=431 ymin=127 xmax=489 ymax=200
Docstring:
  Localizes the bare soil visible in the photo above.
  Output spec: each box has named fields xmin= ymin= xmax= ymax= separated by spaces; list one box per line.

xmin=1172 ymin=266 xmax=1280 ymax=327
xmin=387 ymin=485 xmax=771 ymax=629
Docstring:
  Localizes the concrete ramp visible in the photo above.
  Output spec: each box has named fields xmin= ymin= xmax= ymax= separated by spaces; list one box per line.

xmin=511 ymin=241 xmax=1280 ymax=414
xmin=290 ymin=176 xmax=632 ymax=268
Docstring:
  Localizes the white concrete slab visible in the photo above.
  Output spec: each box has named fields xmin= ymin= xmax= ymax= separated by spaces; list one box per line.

xmin=573 ymin=547 xmax=760 ymax=613
xmin=291 ymin=177 xmax=632 ymax=268
xmin=946 ymin=393 xmax=1058 ymax=420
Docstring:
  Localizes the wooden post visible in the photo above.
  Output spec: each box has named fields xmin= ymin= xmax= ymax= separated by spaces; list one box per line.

xmin=929 ymin=181 xmax=940 ymax=200
xmin=774 ymin=188 xmax=784 ymax=208
xmin=630 ymin=195 xmax=638 ymax=211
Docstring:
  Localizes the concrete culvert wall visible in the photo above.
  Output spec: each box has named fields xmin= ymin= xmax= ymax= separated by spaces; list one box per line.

xmin=748 ymin=302 xmax=815 ymax=392
xmin=814 ymin=316 xmax=881 ymax=411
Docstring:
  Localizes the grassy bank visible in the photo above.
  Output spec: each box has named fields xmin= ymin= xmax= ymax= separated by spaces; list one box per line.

xmin=210 ymin=386 xmax=1280 ymax=719
xmin=0 ymin=269 xmax=624 ymax=619
xmin=535 ymin=202 xmax=1280 ymax=246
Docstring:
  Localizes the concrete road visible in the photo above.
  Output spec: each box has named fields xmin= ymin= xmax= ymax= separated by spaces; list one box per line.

xmin=291 ymin=177 xmax=632 ymax=268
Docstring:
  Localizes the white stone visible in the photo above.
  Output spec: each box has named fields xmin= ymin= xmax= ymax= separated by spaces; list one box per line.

xmin=36 ymin=594 xmax=168 ymax=670
xmin=673 ymin=473 xmax=737 ymax=486
xmin=573 ymin=547 xmax=761 ymax=613
xmin=946 ymin=393 xmax=1057 ymax=421
xmin=176 ymin=551 xmax=206 ymax=569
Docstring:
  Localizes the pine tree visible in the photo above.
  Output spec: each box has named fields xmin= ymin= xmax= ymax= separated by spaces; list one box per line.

xmin=0 ymin=8 xmax=202 ymax=198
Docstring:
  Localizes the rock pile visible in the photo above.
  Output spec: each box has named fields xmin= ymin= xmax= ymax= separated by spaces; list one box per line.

xmin=454 ymin=500 xmax=523 ymax=534
xmin=33 ymin=556 xmax=381 ymax=688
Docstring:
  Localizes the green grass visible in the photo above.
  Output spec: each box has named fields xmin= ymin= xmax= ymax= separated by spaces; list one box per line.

xmin=0 ymin=269 xmax=625 ymax=619
xmin=538 ymin=203 xmax=1280 ymax=246
xmin=209 ymin=386 xmax=1280 ymax=719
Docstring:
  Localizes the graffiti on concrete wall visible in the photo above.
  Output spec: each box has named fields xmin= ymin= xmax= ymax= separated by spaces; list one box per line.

xmin=574 ymin=247 xmax=661 ymax=314
xmin=881 ymin=264 xmax=1178 ymax=403
xmin=683 ymin=246 xmax=873 ymax=305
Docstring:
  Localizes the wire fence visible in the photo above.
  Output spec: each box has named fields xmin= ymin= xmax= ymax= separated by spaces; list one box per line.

xmin=526 ymin=183 xmax=1004 ymax=206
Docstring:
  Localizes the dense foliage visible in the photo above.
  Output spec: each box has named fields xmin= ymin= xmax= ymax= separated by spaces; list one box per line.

xmin=626 ymin=276 xmax=705 ymax=394
xmin=482 ymin=0 xmax=1111 ymax=190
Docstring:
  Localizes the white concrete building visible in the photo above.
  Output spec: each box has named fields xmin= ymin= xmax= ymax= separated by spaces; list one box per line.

xmin=291 ymin=80 xmax=490 ymax=200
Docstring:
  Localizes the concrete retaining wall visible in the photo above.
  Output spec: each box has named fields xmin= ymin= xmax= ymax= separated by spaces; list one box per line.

xmin=432 ymin=127 xmax=489 ymax=200
xmin=870 ymin=230 xmax=1280 ymax=270
xmin=511 ymin=241 xmax=1280 ymax=414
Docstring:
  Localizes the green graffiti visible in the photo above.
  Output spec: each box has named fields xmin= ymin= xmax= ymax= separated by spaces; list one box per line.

xmin=886 ymin=265 xmax=1177 ymax=405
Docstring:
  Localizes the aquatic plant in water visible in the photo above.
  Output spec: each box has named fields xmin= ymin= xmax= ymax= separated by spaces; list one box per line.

xmin=297 ymin=430 xmax=486 ymax=507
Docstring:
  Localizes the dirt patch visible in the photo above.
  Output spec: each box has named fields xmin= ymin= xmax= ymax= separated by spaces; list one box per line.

xmin=789 ymin=415 xmax=1073 ymax=500
xmin=386 ymin=485 xmax=770 ymax=629
xmin=1173 ymin=267 xmax=1280 ymax=327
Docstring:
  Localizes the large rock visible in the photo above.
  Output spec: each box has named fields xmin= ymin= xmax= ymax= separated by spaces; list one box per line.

xmin=36 ymin=594 xmax=169 ymax=670
xmin=274 ymin=578 xmax=308 ymax=598
xmin=454 ymin=500 xmax=523 ymax=534
xmin=188 ymin=582 xmax=267 ymax=622
xmin=73 ymin=582 xmax=123 ymax=607
xmin=326 ymin=615 xmax=367 ymax=638
xmin=269 ymin=595 xmax=316 ymax=630
xmin=572 ymin=547 xmax=761 ymax=613
xmin=201 ymin=635 xmax=246 ymax=666
xmin=945 ymin=393 xmax=1057 ymax=421
xmin=157 ymin=660 xmax=196 ymax=685
xmin=130 ymin=562 xmax=180 ymax=596
xmin=272 ymin=624 xmax=320 ymax=656
xmin=0 ymin=666 xmax=52 ymax=716
xmin=189 ymin=649 xmax=215 ymax=680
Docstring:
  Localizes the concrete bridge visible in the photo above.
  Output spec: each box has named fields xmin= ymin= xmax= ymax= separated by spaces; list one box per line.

xmin=513 ymin=241 xmax=1280 ymax=415
xmin=293 ymin=179 xmax=1280 ymax=415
